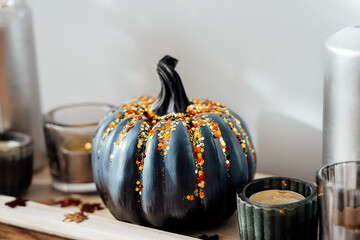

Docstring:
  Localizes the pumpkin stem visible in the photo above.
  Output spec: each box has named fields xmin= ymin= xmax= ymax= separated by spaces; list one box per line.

xmin=152 ymin=55 xmax=191 ymax=116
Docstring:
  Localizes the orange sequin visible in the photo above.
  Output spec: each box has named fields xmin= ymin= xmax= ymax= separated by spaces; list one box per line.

xmin=100 ymin=96 xmax=255 ymax=202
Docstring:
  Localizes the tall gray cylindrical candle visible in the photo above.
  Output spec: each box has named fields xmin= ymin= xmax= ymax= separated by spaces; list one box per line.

xmin=323 ymin=26 xmax=360 ymax=165
xmin=0 ymin=1 xmax=46 ymax=171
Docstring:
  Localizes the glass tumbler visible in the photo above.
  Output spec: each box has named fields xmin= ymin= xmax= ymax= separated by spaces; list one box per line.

xmin=0 ymin=131 xmax=33 ymax=196
xmin=317 ymin=161 xmax=360 ymax=240
xmin=44 ymin=103 xmax=113 ymax=193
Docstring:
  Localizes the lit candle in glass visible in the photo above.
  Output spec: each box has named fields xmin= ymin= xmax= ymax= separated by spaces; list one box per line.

xmin=43 ymin=103 xmax=113 ymax=193
xmin=249 ymin=189 xmax=305 ymax=205
xmin=62 ymin=136 xmax=93 ymax=183
xmin=63 ymin=137 xmax=92 ymax=153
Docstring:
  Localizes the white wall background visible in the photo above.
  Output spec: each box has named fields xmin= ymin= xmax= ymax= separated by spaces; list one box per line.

xmin=27 ymin=0 xmax=360 ymax=180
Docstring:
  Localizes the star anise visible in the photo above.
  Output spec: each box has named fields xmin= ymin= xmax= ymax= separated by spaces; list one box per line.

xmin=63 ymin=212 xmax=88 ymax=223
xmin=58 ymin=198 xmax=81 ymax=207
xmin=80 ymin=203 xmax=104 ymax=213
xmin=5 ymin=198 xmax=28 ymax=208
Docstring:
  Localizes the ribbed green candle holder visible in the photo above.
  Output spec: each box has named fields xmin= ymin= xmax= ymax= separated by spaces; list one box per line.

xmin=237 ymin=177 xmax=318 ymax=240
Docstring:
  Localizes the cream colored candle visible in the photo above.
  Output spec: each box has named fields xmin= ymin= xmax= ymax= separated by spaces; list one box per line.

xmin=61 ymin=137 xmax=93 ymax=183
xmin=249 ymin=190 xmax=305 ymax=205
xmin=0 ymin=140 xmax=21 ymax=148
xmin=63 ymin=137 xmax=92 ymax=153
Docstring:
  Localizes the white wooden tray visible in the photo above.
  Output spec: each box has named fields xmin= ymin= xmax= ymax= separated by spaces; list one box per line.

xmin=0 ymin=195 xmax=196 ymax=240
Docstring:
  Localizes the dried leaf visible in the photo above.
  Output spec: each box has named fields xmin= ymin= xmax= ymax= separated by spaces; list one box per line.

xmin=63 ymin=212 xmax=88 ymax=223
xmin=199 ymin=234 xmax=219 ymax=240
xmin=80 ymin=203 xmax=104 ymax=213
xmin=5 ymin=198 xmax=28 ymax=208
xmin=58 ymin=198 xmax=81 ymax=207
xmin=37 ymin=198 xmax=57 ymax=206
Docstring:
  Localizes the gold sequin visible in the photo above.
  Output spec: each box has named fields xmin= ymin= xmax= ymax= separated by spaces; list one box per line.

xmin=98 ymin=96 xmax=255 ymax=202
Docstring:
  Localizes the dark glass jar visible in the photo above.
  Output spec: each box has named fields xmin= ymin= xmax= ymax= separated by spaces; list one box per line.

xmin=0 ymin=131 xmax=33 ymax=196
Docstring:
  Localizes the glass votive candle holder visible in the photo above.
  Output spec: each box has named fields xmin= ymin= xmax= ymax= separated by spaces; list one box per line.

xmin=0 ymin=131 xmax=33 ymax=196
xmin=237 ymin=177 xmax=318 ymax=240
xmin=317 ymin=161 xmax=360 ymax=240
xmin=44 ymin=103 xmax=113 ymax=194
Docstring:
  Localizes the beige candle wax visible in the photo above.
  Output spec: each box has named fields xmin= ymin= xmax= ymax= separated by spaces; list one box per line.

xmin=334 ymin=207 xmax=360 ymax=230
xmin=0 ymin=140 xmax=21 ymax=148
xmin=63 ymin=137 xmax=92 ymax=153
xmin=249 ymin=190 xmax=305 ymax=205
xmin=62 ymin=137 xmax=93 ymax=183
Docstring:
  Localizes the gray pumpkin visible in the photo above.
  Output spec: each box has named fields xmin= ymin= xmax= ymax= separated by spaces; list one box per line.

xmin=92 ymin=55 xmax=256 ymax=228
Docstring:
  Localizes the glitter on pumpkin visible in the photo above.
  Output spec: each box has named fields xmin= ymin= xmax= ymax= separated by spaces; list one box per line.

xmin=98 ymin=96 xmax=256 ymax=202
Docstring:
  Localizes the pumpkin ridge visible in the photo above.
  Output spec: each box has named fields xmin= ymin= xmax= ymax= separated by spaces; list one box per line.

xmin=134 ymin=121 xmax=150 ymax=199
xmin=99 ymin=97 xmax=157 ymax=202
xmin=135 ymin=119 xmax=160 ymax=200
xmin=213 ymin=112 xmax=256 ymax=177
xmin=183 ymin=116 xmax=208 ymax=201
xmin=200 ymin=114 xmax=232 ymax=173
xmin=102 ymin=101 xmax=143 ymax=142
xmin=136 ymin=118 xmax=182 ymax=202
xmin=191 ymin=101 xmax=255 ymax=175
xmin=107 ymin=119 xmax=132 ymax=164
xmin=224 ymin=112 xmax=255 ymax=163
xmin=107 ymin=117 xmax=143 ymax=161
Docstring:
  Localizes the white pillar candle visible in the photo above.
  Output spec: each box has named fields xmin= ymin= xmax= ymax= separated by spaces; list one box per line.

xmin=323 ymin=26 xmax=360 ymax=165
